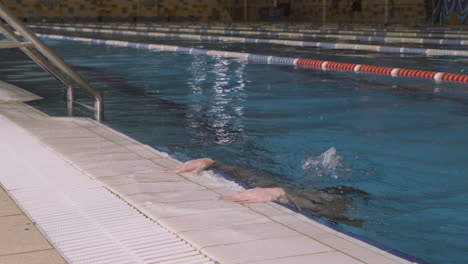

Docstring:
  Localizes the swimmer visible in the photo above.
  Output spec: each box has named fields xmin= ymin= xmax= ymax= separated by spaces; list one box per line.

xmin=167 ymin=158 xmax=367 ymax=226
xmin=167 ymin=158 xmax=215 ymax=174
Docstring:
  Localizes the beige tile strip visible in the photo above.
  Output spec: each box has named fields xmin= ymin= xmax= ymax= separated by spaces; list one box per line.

xmin=0 ymin=81 xmax=416 ymax=264
xmin=0 ymin=108 xmax=213 ymax=263
xmin=0 ymin=80 xmax=42 ymax=103
xmin=0 ymin=186 xmax=67 ymax=264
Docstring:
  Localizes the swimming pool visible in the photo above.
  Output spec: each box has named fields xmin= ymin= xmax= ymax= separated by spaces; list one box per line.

xmin=1 ymin=35 xmax=468 ymax=264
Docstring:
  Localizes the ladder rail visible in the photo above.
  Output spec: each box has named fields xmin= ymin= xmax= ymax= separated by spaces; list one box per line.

xmin=0 ymin=2 xmax=103 ymax=120
xmin=0 ymin=23 xmax=75 ymax=113
xmin=0 ymin=40 xmax=32 ymax=49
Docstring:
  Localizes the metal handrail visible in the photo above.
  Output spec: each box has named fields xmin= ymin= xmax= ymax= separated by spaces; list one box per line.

xmin=0 ymin=23 xmax=76 ymax=114
xmin=0 ymin=3 xmax=103 ymax=120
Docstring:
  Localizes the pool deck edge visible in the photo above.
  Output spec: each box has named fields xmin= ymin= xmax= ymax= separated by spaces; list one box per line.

xmin=0 ymin=81 xmax=417 ymax=264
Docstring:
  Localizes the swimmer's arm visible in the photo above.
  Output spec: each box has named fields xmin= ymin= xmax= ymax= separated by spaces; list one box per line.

xmin=166 ymin=158 xmax=214 ymax=174
xmin=167 ymin=159 xmax=294 ymax=205
xmin=221 ymin=187 xmax=288 ymax=204
xmin=166 ymin=158 xmax=244 ymax=174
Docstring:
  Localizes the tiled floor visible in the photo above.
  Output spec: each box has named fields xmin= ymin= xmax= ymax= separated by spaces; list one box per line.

xmin=0 ymin=186 xmax=67 ymax=264
xmin=0 ymin=81 xmax=417 ymax=264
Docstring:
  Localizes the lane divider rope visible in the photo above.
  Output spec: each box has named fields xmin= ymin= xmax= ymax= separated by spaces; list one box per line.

xmin=36 ymin=33 xmax=468 ymax=83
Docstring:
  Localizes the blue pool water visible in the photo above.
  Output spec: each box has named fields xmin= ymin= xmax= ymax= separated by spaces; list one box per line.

xmin=1 ymin=38 xmax=468 ymax=264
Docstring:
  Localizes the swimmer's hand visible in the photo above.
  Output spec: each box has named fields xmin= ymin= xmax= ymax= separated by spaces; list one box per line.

xmin=166 ymin=158 xmax=214 ymax=174
xmin=221 ymin=188 xmax=287 ymax=203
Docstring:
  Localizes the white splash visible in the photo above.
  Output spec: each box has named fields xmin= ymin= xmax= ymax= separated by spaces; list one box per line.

xmin=302 ymin=147 xmax=344 ymax=178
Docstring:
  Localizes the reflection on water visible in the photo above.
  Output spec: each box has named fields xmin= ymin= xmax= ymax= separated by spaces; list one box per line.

xmin=186 ymin=56 xmax=247 ymax=146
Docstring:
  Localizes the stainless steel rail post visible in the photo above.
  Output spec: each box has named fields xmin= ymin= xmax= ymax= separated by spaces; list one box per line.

xmin=0 ymin=23 xmax=76 ymax=113
xmin=0 ymin=2 xmax=103 ymax=120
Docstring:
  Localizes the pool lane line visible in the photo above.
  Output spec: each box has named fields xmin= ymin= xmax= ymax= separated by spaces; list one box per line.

xmin=32 ymin=25 xmax=468 ymax=57
xmin=38 ymin=23 xmax=468 ymax=44
xmin=51 ymin=22 xmax=468 ymax=35
xmin=37 ymin=33 xmax=468 ymax=83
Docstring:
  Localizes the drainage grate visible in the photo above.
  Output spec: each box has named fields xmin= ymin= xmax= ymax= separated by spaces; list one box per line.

xmin=0 ymin=117 xmax=214 ymax=264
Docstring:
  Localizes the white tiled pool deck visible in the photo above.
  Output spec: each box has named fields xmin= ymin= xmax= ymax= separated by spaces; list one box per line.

xmin=0 ymin=80 xmax=417 ymax=264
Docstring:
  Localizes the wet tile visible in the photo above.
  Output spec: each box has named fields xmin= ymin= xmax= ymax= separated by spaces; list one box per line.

xmin=71 ymin=152 xmax=144 ymax=169
xmin=124 ymin=144 xmax=165 ymax=159
xmin=87 ymin=126 xmax=124 ymax=138
xmin=88 ymin=163 xmax=167 ymax=177
xmin=180 ymin=171 xmax=242 ymax=189
xmin=112 ymin=181 xmax=205 ymax=196
xmin=35 ymin=128 xmax=99 ymax=139
xmin=244 ymin=202 xmax=295 ymax=218
xmin=270 ymin=214 xmax=331 ymax=237
xmin=142 ymin=145 xmax=169 ymax=158
xmin=15 ymin=106 xmax=47 ymax=120
xmin=312 ymin=233 xmax=404 ymax=264
xmin=97 ymin=172 xmax=185 ymax=186
xmin=87 ymin=126 xmax=140 ymax=145
xmin=273 ymin=211 xmax=339 ymax=234
xmin=73 ymin=151 xmax=141 ymax=161
xmin=70 ymin=117 xmax=100 ymax=128
xmin=246 ymin=251 xmax=364 ymax=264
xmin=77 ymin=157 xmax=153 ymax=170
xmin=140 ymin=199 xmax=245 ymax=218
xmin=0 ymin=104 xmax=12 ymax=109
xmin=0 ymin=215 xmax=53 ymax=255
xmin=0 ymin=109 xmax=33 ymax=120
xmin=41 ymin=136 xmax=113 ymax=146
xmin=109 ymin=137 xmax=141 ymax=147
xmin=270 ymin=202 xmax=297 ymax=215
xmin=14 ymin=120 xmax=75 ymax=130
xmin=295 ymin=213 xmax=342 ymax=234
xmin=105 ymin=159 xmax=158 ymax=166
xmin=180 ymin=221 xmax=299 ymax=249
xmin=151 ymin=158 xmax=182 ymax=169
xmin=0 ymin=80 xmax=42 ymax=103
xmin=332 ymin=233 xmax=415 ymax=264
xmin=69 ymin=150 xmax=134 ymax=161
xmin=0 ymin=249 xmax=67 ymax=264
xmin=48 ymin=135 xmax=116 ymax=144
xmin=126 ymin=189 xmax=221 ymax=204
xmin=202 ymin=236 xmax=333 ymax=264
xmin=51 ymin=143 xmax=127 ymax=156
xmin=210 ymin=186 xmax=246 ymax=197
xmin=157 ymin=208 xmax=271 ymax=233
